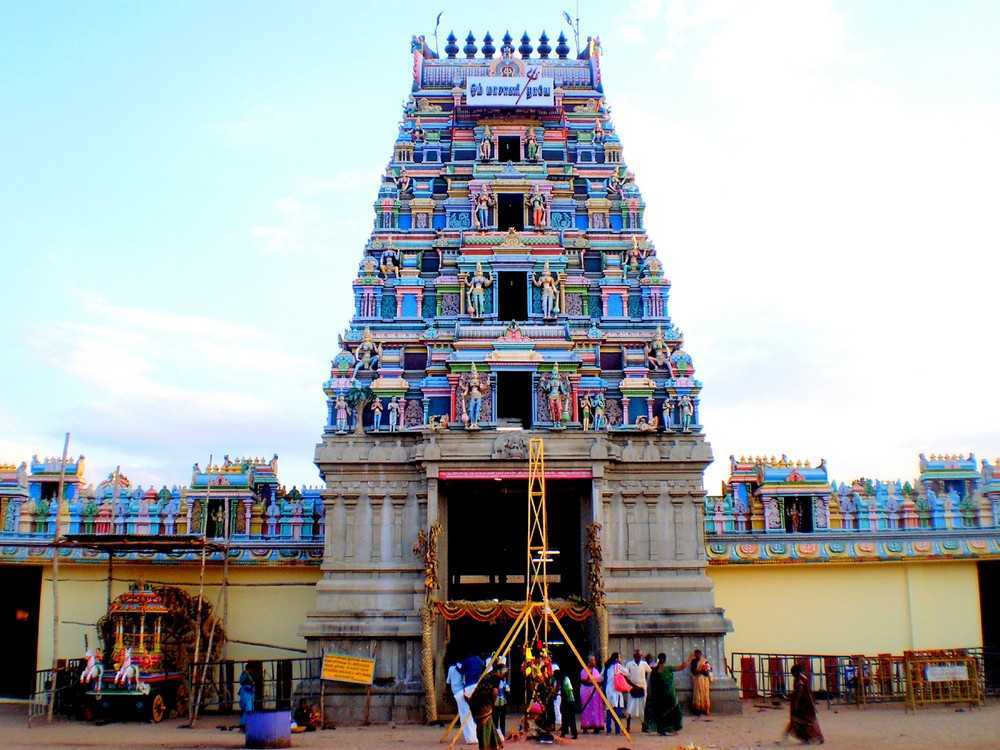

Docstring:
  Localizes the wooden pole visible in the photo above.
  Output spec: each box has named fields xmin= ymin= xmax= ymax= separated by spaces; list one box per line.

xmin=187 ymin=455 xmax=211 ymax=725
xmin=47 ymin=432 xmax=70 ymax=723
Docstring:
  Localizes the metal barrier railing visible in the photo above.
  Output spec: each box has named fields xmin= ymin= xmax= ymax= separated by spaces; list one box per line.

xmin=27 ymin=659 xmax=86 ymax=726
xmin=731 ymin=652 xmax=913 ymax=705
xmin=730 ymin=648 xmax=1000 ymax=706
xmin=188 ymin=657 xmax=322 ymax=715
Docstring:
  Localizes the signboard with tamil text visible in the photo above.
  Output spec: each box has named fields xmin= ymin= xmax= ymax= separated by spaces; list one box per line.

xmin=925 ymin=664 xmax=969 ymax=682
xmin=466 ymin=76 xmax=555 ymax=108
xmin=321 ymin=652 xmax=376 ymax=685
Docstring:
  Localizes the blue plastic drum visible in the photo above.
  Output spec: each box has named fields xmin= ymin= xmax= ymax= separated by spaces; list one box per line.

xmin=245 ymin=709 xmax=292 ymax=749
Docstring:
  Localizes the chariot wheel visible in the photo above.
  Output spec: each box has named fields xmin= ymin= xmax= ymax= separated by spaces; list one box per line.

xmin=149 ymin=693 xmax=167 ymax=723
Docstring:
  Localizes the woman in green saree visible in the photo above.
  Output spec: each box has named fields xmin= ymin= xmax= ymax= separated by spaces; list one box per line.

xmin=647 ymin=652 xmax=694 ymax=736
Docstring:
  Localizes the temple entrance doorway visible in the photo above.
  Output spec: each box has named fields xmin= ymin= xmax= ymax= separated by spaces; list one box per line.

xmin=497 ymin=272 xmax=527 ymax=321
xmin=978 ymin=561 xmax=1000 ymax=694
xmin=497 ymin=194 xmax=524 ymax=231
xmin=442 ymin=478 xmax=595 ymax=703
xmin=496 ymin=371 xmax=533 ymax=429
xmin=498 ymin=136 xmax=520 ymax=162
xmin=0 ymin=565 xmax=41 ymax=697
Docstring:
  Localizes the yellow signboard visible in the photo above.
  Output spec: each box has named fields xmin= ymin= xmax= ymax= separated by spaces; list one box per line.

xmin=321 ymin=652 xmax=376 ymax=685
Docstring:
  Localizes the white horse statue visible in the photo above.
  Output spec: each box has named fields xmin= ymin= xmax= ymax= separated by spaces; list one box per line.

xmin=80 ymin=648 xmax=104 ymax=692
xmin=113 ymin=647 xmax=140 ymax=690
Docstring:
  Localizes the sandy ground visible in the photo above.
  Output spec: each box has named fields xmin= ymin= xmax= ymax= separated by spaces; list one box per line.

xmin=2 ymin=701 xmax=998 ymax=750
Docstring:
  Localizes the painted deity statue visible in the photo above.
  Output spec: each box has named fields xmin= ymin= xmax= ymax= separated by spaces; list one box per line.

xmin=532 ymin=261 xmax=560 ymax=318
xmin=636 ymin=415 xmax=659 ymax=432
xmin=479 ymin=124 xmax=494 ymax=161
xmin=501 ymin=319 xmax=525 ymax=340
xmin=380 ymin=247 xmax=400 ymax=278
xmin=581 ymin=394 xmax=593 ymax=431
xmin=411 ymin=117 xmax=425 ymax=143
xmin=473 ymin=185 xmax=495 ymax=231
xmin=396 ymin=169 xmax=412 ymax=195
xmin=646 ymin=325 xmax=674 ymax=374
xmin=461 ymin=363 xmax=487 ymax=430
xmin=678 ymin=394 xmax=694 ymax=432
xmin=352 ymin=328 xmax=382 ymax=377
xmin=662 ymin=397 xmax=674 ymax=432
xmin=607 ymin=172 xmax=625 ymax=200
xmin=525 ymin=128 xmax=540 ymax=161
xmin=625 ymin=235 xmax=645 ymax=273
xmin=593 ymin=118 xmax=606 ymax=144
xmin=370 ymin=398 xmax=384 ymax=431
xmin=592 ymin=392 xmax=607 ymax=431
xmin=529 ymin=184 xmax=548 ymax=229
xmin=540 ymin=363 xmax=570 ymax=427
xmin=334 ymin=394 xmax=349 ymax=433
xmin=465 ymin=261 xmax=494 ymax=317
xmin=388 ymin=396 xmax=400 ymax=432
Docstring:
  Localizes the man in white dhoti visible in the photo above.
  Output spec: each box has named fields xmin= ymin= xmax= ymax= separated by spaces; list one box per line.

xmin=447 ymin=660 xmax=476 ymax=744
xmin=625 ymin=648 xmax=652 ymax=733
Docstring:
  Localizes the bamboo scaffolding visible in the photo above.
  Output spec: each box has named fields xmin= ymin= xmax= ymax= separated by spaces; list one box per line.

xmin=442 ymin=438 xmax=631 ymax=745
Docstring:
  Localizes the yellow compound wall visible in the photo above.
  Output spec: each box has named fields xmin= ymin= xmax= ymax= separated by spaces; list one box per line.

xmin=709 ymin=561 xmax=984 ymax=659
xmin=35 ymin=564 xmax=321 ymax=670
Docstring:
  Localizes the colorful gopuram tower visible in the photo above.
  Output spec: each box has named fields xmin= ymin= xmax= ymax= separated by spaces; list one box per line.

xmin=304 ymin=30 xmax=738 ymax=721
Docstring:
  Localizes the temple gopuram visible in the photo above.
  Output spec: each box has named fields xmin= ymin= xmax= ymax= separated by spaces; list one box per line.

xmin=303 ymin=30 xmax=734 ymax=720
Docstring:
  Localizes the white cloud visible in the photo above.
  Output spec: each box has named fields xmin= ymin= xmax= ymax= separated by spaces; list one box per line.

xmin=252 ymin=169 xmax=375 ymax=257
xmin=608 ymin=0 xmax=1000 ymax=488
xmin=25 ymin=296 xmax=324 ymax=489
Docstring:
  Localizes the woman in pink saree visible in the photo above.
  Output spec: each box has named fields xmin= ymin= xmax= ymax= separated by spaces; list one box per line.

xmin=579 ymin=655 xmax=604 ymax=733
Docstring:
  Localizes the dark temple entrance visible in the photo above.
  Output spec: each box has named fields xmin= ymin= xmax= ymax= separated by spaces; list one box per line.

xmin=497 ymin=272 xmax=527 ymax=321
xmin=444 ymin=478 xmax=591 ymax=708
xmin=979 ymin=561 xmax=1000 ymax=694
xmin=497 ymin=193 xmax=524 ymax=231
xmin=0 ymin=566 xmax=41 ymax=697
xmin=498 ymin=136 xmax=520 ymax=162
xmin=496 ymin=371 xmax=533 ymax=429
xmin=446 ymin=478 xmax=587 ymax=601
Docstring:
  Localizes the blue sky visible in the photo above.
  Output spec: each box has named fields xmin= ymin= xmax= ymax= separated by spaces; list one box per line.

xmin=2 ymin=1 xmax=999 ymax=492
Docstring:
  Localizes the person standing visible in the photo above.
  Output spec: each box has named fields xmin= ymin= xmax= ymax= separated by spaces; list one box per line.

xmin=690 ymin=648 xmax=713 ymax=717
xmin=556 ymin=668 xmax=578 ymax=739
xmin=783 ymin=663 xmax=824 ymax=744
xmin=238 ymin=666 xmax=255 ymax=731
xmin=625 ymin=648 xmax=652 ymax=733
xmin=469 ymin=669 xmax=503 ymax=749
xmin=579 ymin=655 xmax=604 ymax=734
xmin=494 ymin=657 xmax=509 ymax=739
xmin=448 ymin=660 xmax=476 ymax=745
xmin=603 ymin=652 xmax=627 ymax=735
xmin=647 ymin=652 xmax=693 ymax=736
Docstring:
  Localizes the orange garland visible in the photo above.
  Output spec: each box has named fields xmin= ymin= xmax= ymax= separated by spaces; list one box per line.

xmin=434 ymin=599 xmax=592 ymax=623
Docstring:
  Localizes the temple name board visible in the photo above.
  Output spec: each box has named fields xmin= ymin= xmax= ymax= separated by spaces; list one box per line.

xmin=465 ymin=76 xmax=554 ymax=107
xmin=321 ymin=652 xmax=376 ymax=685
